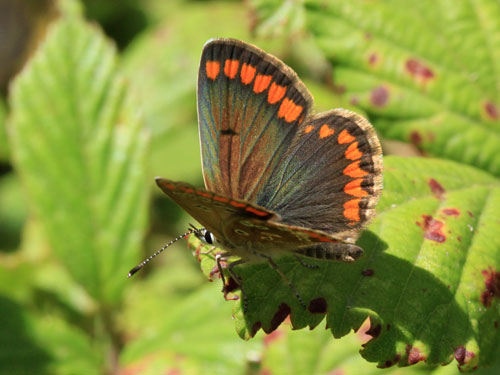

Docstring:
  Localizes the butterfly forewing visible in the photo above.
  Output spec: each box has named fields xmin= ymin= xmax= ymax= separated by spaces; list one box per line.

xmin=198 ymin=39 xmax=313 ymax=202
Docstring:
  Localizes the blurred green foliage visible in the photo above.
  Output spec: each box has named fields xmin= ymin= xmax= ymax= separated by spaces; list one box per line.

xmin=0 ymin=0 xmax=499 ymax=374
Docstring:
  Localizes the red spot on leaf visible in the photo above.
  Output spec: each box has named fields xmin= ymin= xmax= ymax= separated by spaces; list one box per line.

xmin=455 ymin=346 xmax=475 ymax=365
xmin=406 ymin=345 xmax=426 ymax=365
xmin=368 ymin=53 xmax=378 ymax=65
xmin=327 ymin=369 xmax=345 ymax=375
xmin=410 ymin=131 xmax=422 ymax=145
xmin=267 ymin=303 xmax=291 ymax=333
xmin=308 ymin=297 xmax=327 ymax=314
xmin=350 ymin=96 xmax=359 ymax=106
xmin=362 ymin=269 xmax=374 ymax=276
xmin=484 ymin=101 xmax=499 ymax=120
xmin=443 ymin=208 xmax=460 ymax=217
xmin=405 ymin=59 xmax=435 ymax=81
xmin=260 ymin=368 xmax=272 ymax=375
xmin=481 ymin=267 xmax=500 ymax=307
xmin=263 ymin=330 xmax=283 ymax=347
xmin=428 ymin=178 xmax=445 ymax=199
xmin=371 ymin=86 xmax=389 ymax=107
xmin=166 ymin=368 xmax=181 ymax=375
xmin=417 ymin=215 xmax=446 ymax=243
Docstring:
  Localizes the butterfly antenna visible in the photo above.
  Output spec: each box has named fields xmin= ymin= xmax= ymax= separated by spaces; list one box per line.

xmin=128 ymin=226 xmax=202 ymax=277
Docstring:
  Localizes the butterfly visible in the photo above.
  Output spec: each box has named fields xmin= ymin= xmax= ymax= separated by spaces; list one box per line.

xmin=135 ymin=38 xmax=383 ymax=309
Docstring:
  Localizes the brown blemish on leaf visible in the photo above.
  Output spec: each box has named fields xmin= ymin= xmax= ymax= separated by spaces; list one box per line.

xmin=308 ymin=297 xmax=327 ymax=314
xmin=417 ymin=215 xmax=446 ymax=243
xmin=364 ymin=32 xmax=372 ymax=40
xmin=267 ymin=303 xmax=291 ymax=333
xmin=223 ymin=276 xmax=239 ymax=293
xmin=350 ymin=96 xmax=359 ymax=106
xmin=495 ymin=321 xmax=499 ymax=328
xmin=362 ymin=269 xmax=374 ymax=276
xmin=370 ymin=86 xmax=389 ymax=107
xmin=443 ymin=208 xmax=460 ymax=217
xmin=454 ymin=346 xmax=475 ymax=365
xmin=251 ymin=321 xmax=262 ymax=337
xmin=366 ymin=323 xmax=381 ymax=339
xmin=467 ymin=210 xmax=474 ymax=218
xmin=484 ymin=101 xmax=499 ymax=120
xmin=410 ymin=131 xmax=422 ymax=145
xmin=481 ymin=267 xmax=500 ymax=307
xmin=405 ymin=59 xmax=435 ymax=81
xmin=457 ymin=236 xmax=462 ymax=242
xmin=379 ymin=354 xmax=400 ymax=368
xmin=406 ymin=345 xmax=426 ymax=365
xmin=428 ymin=178 xmax=445 ymax=199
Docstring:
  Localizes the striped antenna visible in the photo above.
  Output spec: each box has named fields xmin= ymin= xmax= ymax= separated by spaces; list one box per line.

xmin=128 ymin=226 xmax=202 ymax=277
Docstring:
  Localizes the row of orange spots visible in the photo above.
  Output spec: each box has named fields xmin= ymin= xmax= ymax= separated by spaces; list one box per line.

xmin=340 ymin=128 xmax=366 ymax=224
xmin=205 ymin=59 xmax=304 ymax=123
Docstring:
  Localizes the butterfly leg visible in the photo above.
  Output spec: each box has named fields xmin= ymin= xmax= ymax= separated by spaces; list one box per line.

xmin=226 ymin=259 xmax=249 ymax=313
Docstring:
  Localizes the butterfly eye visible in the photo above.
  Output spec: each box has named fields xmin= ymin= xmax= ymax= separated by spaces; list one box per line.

xmin=204 ymin=230 xmax=215 ymax=244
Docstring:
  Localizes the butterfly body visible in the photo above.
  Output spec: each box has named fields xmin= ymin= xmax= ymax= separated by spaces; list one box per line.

xmin=156 ymin=38 xmax=383 ymax=306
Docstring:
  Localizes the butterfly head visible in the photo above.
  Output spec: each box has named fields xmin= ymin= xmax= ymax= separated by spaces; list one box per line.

xmin=193 ymin=227 xmax=216 ymax=246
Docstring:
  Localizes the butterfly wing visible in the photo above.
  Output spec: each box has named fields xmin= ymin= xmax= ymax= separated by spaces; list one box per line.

xmin=197 ymin=38 xmax=313 ymax=202
xmin=156 ymin=178 xmax=351 ymax=254
xmin=256 ymin=108 xmax=383 ymax=240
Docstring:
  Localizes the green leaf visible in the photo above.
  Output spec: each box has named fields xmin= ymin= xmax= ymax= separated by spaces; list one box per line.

xmin=304 ymin=0 xmax=500 ymax=176
xmin=189 ymin=156 xmax=500 ymax=371
xmin=0 ymin=295 xmax=101 ymax=375
xmin=120 ymin=282 xmax=262 ymax=375
xmin=8 ymin=17 xmax=149 ymax=305
xmin=0 ymin=98 xmax=8 ymax=162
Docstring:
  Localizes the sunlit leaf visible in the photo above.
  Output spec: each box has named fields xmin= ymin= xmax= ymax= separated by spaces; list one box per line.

xmin=190 ymin=156 xmax=500 ymax=371
xmin=9 ymin=16 xmax=149 ymax=304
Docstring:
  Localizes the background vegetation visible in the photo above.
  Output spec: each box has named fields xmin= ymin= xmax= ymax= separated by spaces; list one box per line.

xmin=0 ymin=0 xmax=499 ymax=374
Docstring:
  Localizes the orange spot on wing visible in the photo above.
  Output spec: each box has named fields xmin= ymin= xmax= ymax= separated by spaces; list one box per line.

xmin=345 ymin=142 xmax=362 ymax=160
xmin=253 ymin=74 xmax=272 ymax=93
xmin=268 ymin=82 xmax=286 ymax=104
xmin=343 ymin=199 xmax=361 ymax=222
xmin=180 ymin=186 xmax=194 ymax=193
xmin=206 ymin=61 xmax=220 ymax=80
xmin=319 ymin=124 xmax=335 ymax=139
xmin=230 ymin=200 xmax=246 ymax=208
xmin=213 ymin=196 xmax=229 ymax=203
xmin=338 ymin=129 xmax=355 ymax=144
xmin=224 ymin=59 xmax=239 ymax=79
xmin=240 ymin=63 xmax=256 ymax=84
xmin=162 ymin=182 xmax=176 ymax=190
xmin=304 ymin=125 xmax=314 ymax=133
xmin=344 ymin=178 xmax=368 ymax=197
xmin=245 ymin=206 xmax=269 ymax=217
xmin=278 ymin=98 xmax=303 ymax=122
xmin=196 ymin=190 xmax=211 ymax=198
xmin=343 ymin=160 xmax=368 ymax=178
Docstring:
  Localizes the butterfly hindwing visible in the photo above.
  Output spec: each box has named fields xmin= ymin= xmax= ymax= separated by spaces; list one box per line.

xmin=258 ymin=109 xmax=383 ymax=239
xmin=197 ymin=38 xmax=313 ymax=202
